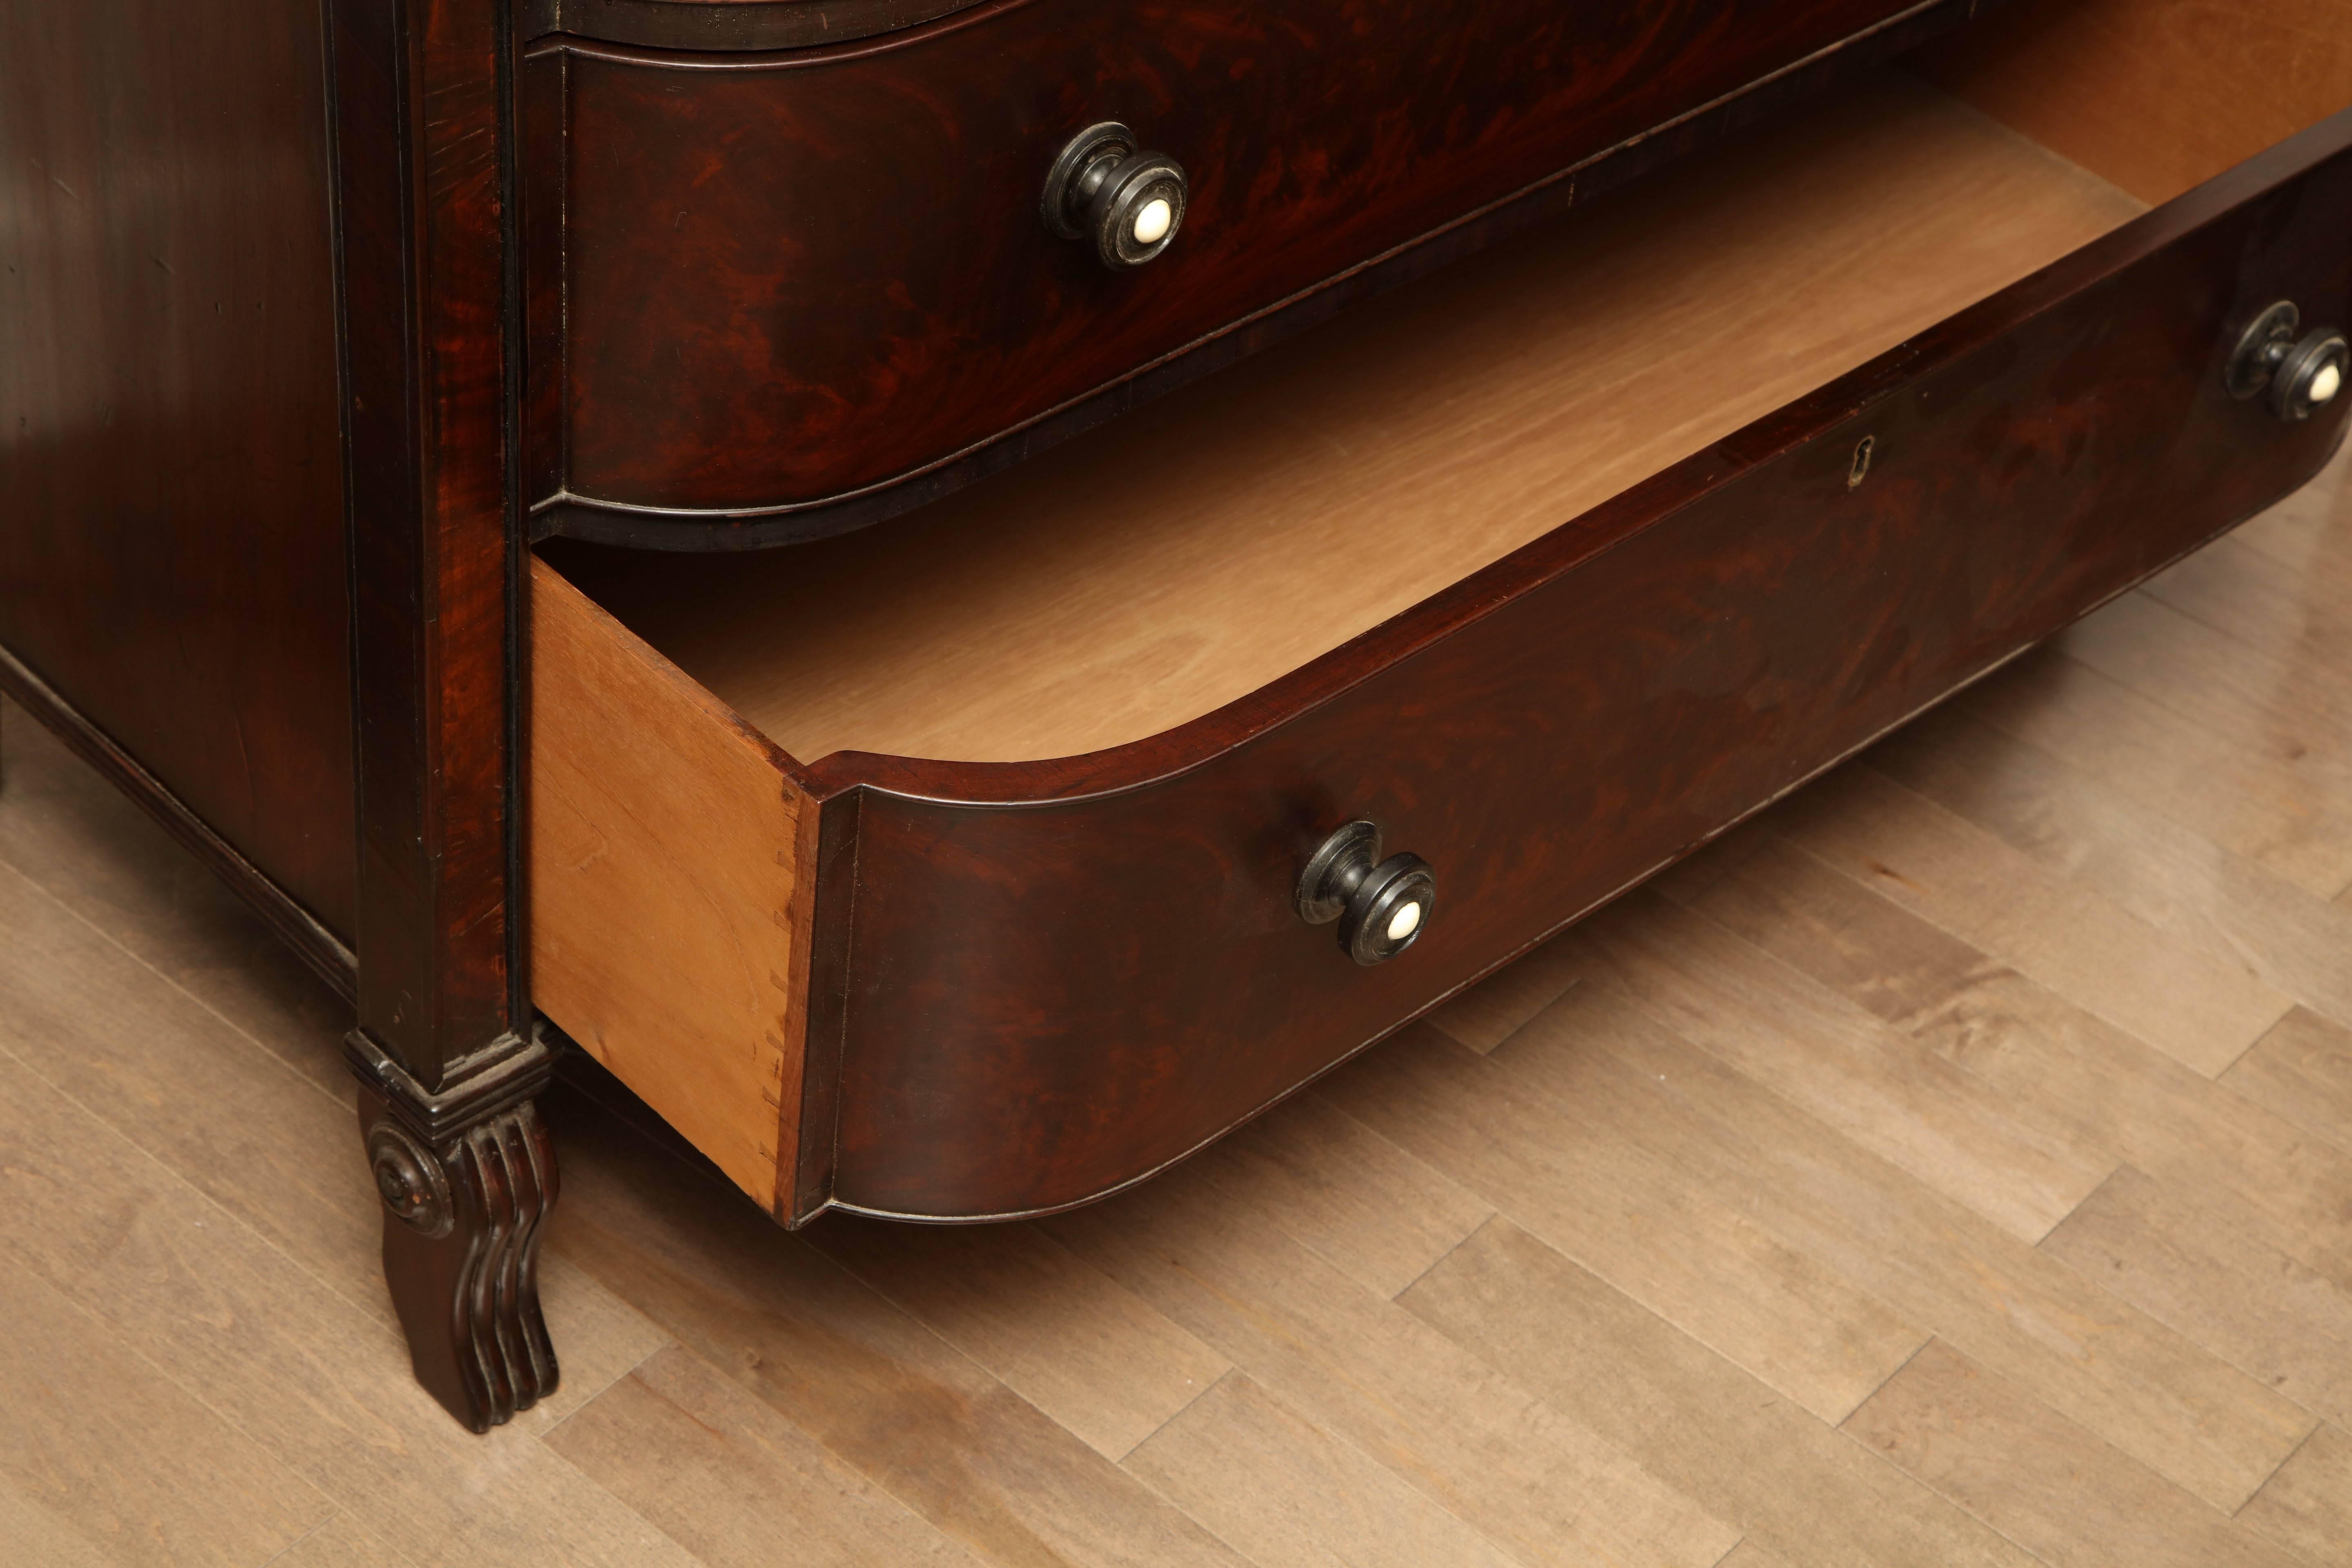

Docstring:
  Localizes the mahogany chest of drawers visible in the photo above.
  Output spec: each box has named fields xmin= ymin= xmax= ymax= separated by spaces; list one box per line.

xmin=4 ymin=0 xmax=2349 ymax=1430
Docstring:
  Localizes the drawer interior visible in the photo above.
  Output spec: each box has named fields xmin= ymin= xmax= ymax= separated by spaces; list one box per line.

xmin=545 ymin=0 xmax=2352 ymax=769
xmin=546 ymin=71 xmax=2145 ymax=765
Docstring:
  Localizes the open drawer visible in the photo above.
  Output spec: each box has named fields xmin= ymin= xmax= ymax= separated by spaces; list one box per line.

xmin=530 ymin=5 xmax=2352 ymax=1227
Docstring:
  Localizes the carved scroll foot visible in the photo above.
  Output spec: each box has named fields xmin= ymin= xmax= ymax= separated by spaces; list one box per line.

xmin=350 ymin=1031 xmax=560 ymax=1432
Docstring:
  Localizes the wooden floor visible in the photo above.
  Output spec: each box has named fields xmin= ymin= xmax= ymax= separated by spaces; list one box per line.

xmin=9 ymin=445 xmax=2352 ymax=1568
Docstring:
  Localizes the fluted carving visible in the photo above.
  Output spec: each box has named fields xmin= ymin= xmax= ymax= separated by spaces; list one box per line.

xmin=353 ymin=1035 xmax=561 ymax=1432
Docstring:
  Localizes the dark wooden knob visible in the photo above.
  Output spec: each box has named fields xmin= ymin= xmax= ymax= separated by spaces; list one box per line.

xmin=2228 ymin=300 xmax=2348 ymax=422
xmin=1041 ymin=122 xmax=1187 ymax=270
xmin=1296 ymin=820 xmax=1436 ymax=966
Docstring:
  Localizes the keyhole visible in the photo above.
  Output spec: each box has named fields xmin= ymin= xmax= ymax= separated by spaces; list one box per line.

xmin=1848 ymin=436 xmax=1875 ymax=490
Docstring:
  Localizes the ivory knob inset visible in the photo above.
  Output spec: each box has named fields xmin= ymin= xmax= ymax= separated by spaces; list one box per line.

xmin=1296 ymin=820 xmax=1437 ymax=966
xmin=1041 ymin=122 xmax=1189 ymax=270
xmin=2227 ymin=301 xmax=2351 ymax=423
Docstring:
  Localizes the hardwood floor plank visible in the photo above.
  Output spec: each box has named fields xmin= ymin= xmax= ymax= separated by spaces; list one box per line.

xmin=2222 ymin=1007 xmax=2352 ymax=1156
xmin=267 ymin=1512 xmax=420 ymax=1568
xmin=0 ymin=1051 xmax=703 ymax=1568
xmin=1842 ymin=1338 xmax=2307 ymax=1568
xmin=1123 ymin=1372 xmax=1525 ymax=1568
xmin=1189 ymin=1091 xmax=1493 ymax=1301
xmin=2228 ymin=439 xmax=2350 ymax=572
xmin=2237 ymin=1423 xmax=2352 ymax=1564
xmin=1486 ymin=980 xmax=2314 ymax=1512
xmin=545 ymin=1083 xmax=1252 ymax=1568
xmin=1706 ymin=1543 xmax=1795 ymax=1568
xmin=2142 ymin=527 xmax=2352 ymax=681
xmin=1768 ymin=764 xmax=2294 ymax=1074
xmin=0 ymin=1263 xmax=334 ymax=1568
xmin=1683 ymin=831 xmax=2352 ymax=1296
xmin=2056 ymin=590 xmax=2352 ymax=797
xmin=1953 ymin=648 xmax=2352 ymax=899
xmin=1422 ymin=935 xmax=1588 ymax=1055
xmin=1566 ymin=886 xmax=2114 ymax=1240
xmin=1395 ymin=1218 xmax=2041 ymax=1568
xmin=0 ymin=1483 xmax=133 ymax=1568
xmin=0 ymin=699 xmax=352 ymax=1097
xmin=2041 ymin=1166 xmax=2352 ymax=1428
xmin=1042 ymin=1160 xmax=1740 ymax=1568
xmin=1662 ymin=826 xmax=1995 ymax=1016
xmin=805 ymin=1214 xmax=1230 ymax=1463
xmin=1866 ymin=709 xmax=2352 ymax=1029
xmin=544 ymin=1346 xmax=986 ymax=1568
xmin=1638 ymin=820 xmax=1778 ymax=909
xmin=0 ymin=855 xmax=670 ymax=1431
xmin=1318 ymin=1023 xmax=1928 ymax=1424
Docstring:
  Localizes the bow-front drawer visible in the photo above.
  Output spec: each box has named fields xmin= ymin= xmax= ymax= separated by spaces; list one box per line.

xmin=518 ymin=0 xmax=1965 ymax=544
xmin=526 ymin=13 xmax=2352 ymax=1226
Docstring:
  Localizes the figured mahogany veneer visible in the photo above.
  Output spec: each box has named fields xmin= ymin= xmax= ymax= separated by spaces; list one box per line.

xmin=0 ymin=0 xmax=355 ymax=955
xmin=534 ymin=30 xmax=2352 ymax=1225
xmin=557 ymin=82 xmax=2142 ymax=767
xmin=523 ymin=0 xmax=1967 ymax=543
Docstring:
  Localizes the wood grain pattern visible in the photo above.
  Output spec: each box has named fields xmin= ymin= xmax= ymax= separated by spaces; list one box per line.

xmin=546 ymin=84 xmax=2352 ymax=1226
xmin=2238 ymin=1423 xmax=2352 ymax=1563
xmin=542 ymin=1347 xmax=988 ymax=1568
xmin=2142 ymin=526 xmax=2352 ymax=687
xmin=1320 ymin=1021 xmax=1930 ymax=1425
xmin=2058 ymin=591 xmax=2352 ymax=851
xmin=530 ymin=558 xmax=808 ymax=1212
xmin=0 ymin=698 xmax=354 ymax=1096
xmin=1925 ymin=0 xmax=2352 ymax=203
xmin=11 ymin=438 xmax=2352 ymax=1568
xmin=1564 ymin=887 xmax=2116 ymax=1241
xmin=1421 ymin=937 xmax=1589 ymax=1056
xmin=1043 ymin=1163 xmax=1745 ymax=1568
xmin=545 ymin=1089 xmax=1258 ymax=1568
xmin=1189 ymin=1092 xmax=1494 ymax=1302
xmin=1677 ymin=829 xmax=2352 ymax=1298
xmin=1954 ymin=644 xmax=2352 ymax=900
xmin=0 ymin=832 xmax=671 ymax=1431
xmin=535 ymin=0 xmax=1950 ymax=534
xmin=1486 ymin=967 xmax=2312 ymax=1512
xmin=1121 ymin=1372 xmax=1524 ymax=1568
xmin=1768 ymin=765 xmax=2296 ymax=1075
xmin=2042 ymin=1165 xmax=2352 ymax=1427
xmin=2221 ymin=1006 xmax=2352 ymax=1155
xmin=0 ymin=1052 xmax=695 ymax=1568
xmin=0 ymin=1262 xmax=333 ymax=1567
xmin=330 ymin=0 xmax=521 ymax=1086
xmin=563 ymin=80 xmax=2145 ymax=766
xmin=1395 ymin=1219 xmax=2042 ymax=1568
xmin=1863 ymin=702 xmax=2352 ymax=1030
xmin=0 ymin=0 xmax=355 ymax=935
xmin=1842 ymin=1337 xmax=2310 ymax=1568
xmin=267 ymin=1514 xmax=417 ymax=1568
xmin=805 ymin=1215 xmax=1230 ymax=1461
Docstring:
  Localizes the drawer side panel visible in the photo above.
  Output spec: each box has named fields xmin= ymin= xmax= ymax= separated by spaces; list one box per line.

xmin=531 ymin=557 xmax=808 ymax=1208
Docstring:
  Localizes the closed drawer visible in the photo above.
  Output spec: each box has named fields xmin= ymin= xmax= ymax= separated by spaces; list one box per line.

xmin=528 ymin=20 xmax=2352 ymax=1226
xmin=519 ymin=0 xmax=1958 ymax=543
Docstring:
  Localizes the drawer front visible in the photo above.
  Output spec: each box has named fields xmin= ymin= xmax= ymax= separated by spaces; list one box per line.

xmin=532 ymin=0 xmax=1938 ymax=537
xmin=808 ymin=115 xmax=2352 ymax=1222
